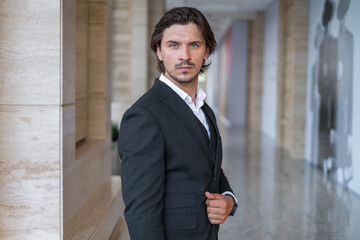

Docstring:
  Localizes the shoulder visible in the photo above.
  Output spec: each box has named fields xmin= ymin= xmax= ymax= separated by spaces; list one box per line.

xmin=127 ymin=87 xmax=160 ymax=111
xmin=121 ymin=88 xmax=165 ymax=126
xmin=125 ymin=79 xmax=175 ymax=114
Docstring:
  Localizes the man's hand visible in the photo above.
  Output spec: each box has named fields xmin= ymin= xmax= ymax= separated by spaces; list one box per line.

xmin=205 ymin=191 xmax=235 ymax=224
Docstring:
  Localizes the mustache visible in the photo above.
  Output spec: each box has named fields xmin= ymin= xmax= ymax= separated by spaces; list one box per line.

xmin=175 ymin=61 xmax=195 ymax=68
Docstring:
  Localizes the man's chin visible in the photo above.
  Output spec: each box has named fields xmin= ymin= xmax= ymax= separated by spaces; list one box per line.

xmin=176 ymin=77 xmax=194 ymax=83
xmin=172 ymin=73 xmax=198 ymax=84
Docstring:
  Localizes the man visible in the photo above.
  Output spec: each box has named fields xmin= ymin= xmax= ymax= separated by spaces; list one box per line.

xmin=118 ymin=7 xmax=237 ymax=240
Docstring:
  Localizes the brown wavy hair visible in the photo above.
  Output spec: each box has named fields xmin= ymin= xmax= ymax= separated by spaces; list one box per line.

xmin=150 ymin=7 xmax=217 ymax=74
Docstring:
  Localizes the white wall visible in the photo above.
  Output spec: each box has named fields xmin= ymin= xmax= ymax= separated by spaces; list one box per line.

xmin=261 ymin=0 xmax=279 ymax=139
xmin=345 ymin=0 xmax=360 ymax=197
xmin=226 ymin=21 xmax=249 ymax=125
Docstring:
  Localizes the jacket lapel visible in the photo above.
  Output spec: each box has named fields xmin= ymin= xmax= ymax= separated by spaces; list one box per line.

xmin=153 ymin=79 xmax=214 ymax=171
xmin=202 ymin=102 xmax=222 ymax=178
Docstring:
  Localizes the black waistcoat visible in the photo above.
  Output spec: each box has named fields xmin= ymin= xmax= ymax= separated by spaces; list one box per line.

xmin=195 ymin=108 xmax=217 ymax=164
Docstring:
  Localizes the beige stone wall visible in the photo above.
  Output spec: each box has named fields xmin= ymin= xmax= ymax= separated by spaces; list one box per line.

xmin=276 ymin=0 xmax=308 ymax=158
xmin=147 ymin=0 xmax=165 ymax=88
xmin=130 ymin=0 xmax=149 ymax=101
xmin=64 ymin=0 xmax=127 ymax=239
xmin=112 ymin=0 xmax=134 ymax=123
xmin=0 ymin=0 xmax=125 ymax=239
xmin=76 ymin=0 xmax=89 ymax=142
xmin=0 ymin=1 xmax=63 ymax=238
xmin=245 ymin=1 xmax=308 ymax=159
xmin=111 ymin=0 xmax=164 ymax=123
xmin=246 ymin=12 xmax=265 ymax=132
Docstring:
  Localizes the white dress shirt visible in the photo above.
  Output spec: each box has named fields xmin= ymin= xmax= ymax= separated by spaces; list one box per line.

xmin=159 ymin=73 xmax=210 ymax=138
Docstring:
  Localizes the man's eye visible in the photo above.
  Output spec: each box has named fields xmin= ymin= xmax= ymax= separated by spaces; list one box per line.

xmin=191 ymin=44 xmax=199 ymax=48
xmin=170 ymin=44 xmax=177 ymax=48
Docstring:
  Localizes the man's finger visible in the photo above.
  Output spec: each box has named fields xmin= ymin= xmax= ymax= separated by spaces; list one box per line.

xmin=207 ymin=206 xmax=228 ymax=216
xmin=209 ymin=219 xmax=224 ymax=225
xmin=205 ymin=191 xmax=222 ymax=200
xmin=208 ymin=213 xmax=226 ymax=224
xmin=207 ymin=212 xmax=227 ymax=220
xmin=206 ymin=199 xmax=226 ymax=208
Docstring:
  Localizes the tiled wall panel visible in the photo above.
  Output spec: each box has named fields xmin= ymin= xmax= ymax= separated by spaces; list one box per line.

xmin=0 ymin=1 xmax=60 ymax=105
xmin=0 ymin=106 xmax=61 ymax=239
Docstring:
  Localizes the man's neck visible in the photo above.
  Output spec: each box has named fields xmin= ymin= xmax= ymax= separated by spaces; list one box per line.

xmin=166 ymin=76 xmax=198 ymax=104
xmin=176 ymin=80 xmax=198 ymax=103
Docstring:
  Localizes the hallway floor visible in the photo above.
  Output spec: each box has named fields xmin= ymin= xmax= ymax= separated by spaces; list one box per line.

xmin=218 ymin=125 xmax=360 ymax=240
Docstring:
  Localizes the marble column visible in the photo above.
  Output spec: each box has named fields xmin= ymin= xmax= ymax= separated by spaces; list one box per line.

xmin=0 ymin=0 xmax=124 ymax=239
xmin=276 ymin=0 xmax=309 ymax=158
xmin=147 ymin=0 xmax=165 ymax=88
xmin=112 ymin=0 xmax=133 ymax=123
xmin=111 ymin=0 xmax=164 ymax=124
xmin=0 ymin=0 xmax=69 ymax=238
xmin=246 ymin=12 xmax=265 ymax=132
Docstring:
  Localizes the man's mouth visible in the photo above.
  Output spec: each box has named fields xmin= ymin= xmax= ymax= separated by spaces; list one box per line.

xmin=178 ymin=65 xmax=192 ymax=69
xmin=176 ymin=61 xmax=195 ymax=70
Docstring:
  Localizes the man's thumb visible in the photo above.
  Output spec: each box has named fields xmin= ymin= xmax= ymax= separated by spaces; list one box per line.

xmin=205 ymin=191 xmax=218 ymax=199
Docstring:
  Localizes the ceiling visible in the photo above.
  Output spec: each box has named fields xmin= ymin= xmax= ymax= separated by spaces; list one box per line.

xmin=165 ymin=0 xmax=275 ymax=40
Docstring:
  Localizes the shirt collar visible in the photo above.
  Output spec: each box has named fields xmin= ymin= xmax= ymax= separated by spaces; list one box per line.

xmin=159 ymin=73 xmax=206 ymax=109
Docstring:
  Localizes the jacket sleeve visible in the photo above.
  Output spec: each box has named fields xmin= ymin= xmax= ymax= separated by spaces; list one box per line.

xmin=118 ymin=106 xmax=165 ymax=240
xmin=219 ymin=168 xmax=233 ymax=194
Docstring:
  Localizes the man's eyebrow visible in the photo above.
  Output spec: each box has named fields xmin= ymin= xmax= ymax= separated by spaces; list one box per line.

xmin=189 ymin=41 xmax=203 ymax=44
xmin=164 ymin=40 xmax=204 ymax=44
xmin=165 ymin=40 xmax=179 ymax=44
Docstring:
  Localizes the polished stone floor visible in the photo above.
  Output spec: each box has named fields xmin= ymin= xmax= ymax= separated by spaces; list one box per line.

xmin=218 ymin=125 xmax=360 ymax=240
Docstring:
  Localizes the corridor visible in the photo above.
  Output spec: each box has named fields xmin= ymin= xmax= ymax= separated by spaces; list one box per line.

xmin=218 ymin=125 xmax=360 ymax=240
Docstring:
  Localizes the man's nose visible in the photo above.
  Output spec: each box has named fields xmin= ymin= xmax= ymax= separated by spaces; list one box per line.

xmin=179 ymin=46 xmax=191 ymax=61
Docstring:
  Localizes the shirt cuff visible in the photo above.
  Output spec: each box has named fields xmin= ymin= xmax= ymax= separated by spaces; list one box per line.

xmin=222 ymin=191 xmax=238 ymax=204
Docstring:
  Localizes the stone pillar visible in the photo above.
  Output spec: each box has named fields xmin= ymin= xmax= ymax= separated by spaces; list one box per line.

xmin=276 ymin=0 xmax=308 ymax=158
xmin=111 ymin=0 xmax=164 ymax=124
xmin=246 ymin=12 xmax=265 ymax=132
xmin=148 ymin=0 xmax=165 ymax=88
xmin=0 ymin=0 xmax=124 ymax=239
xmin=0 ymin=0 xmax=69 ymax=238
xmin=112 ymin=0 xmax=133 ymax=123
xmin=130 ymin=0 xmax=148 ymax=100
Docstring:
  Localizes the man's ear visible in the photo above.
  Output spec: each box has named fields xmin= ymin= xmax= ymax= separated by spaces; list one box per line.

xmin=204 ymin=47 xmax=210 ymax=60
xmin=156 ymin=44 xmax=163 ymax=61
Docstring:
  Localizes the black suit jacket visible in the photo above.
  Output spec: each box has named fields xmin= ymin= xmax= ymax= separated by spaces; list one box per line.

xmin=118 ymin=79 xmax=233 ymax=240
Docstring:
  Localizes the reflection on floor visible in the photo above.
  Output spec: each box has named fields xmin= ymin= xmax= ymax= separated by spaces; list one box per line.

xmin=218 ymin=125 xmax=360 ymax=240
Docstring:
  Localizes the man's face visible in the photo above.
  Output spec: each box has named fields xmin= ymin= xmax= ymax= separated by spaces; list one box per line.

xmin=157 ymin=23 xmax=209 ymax=84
